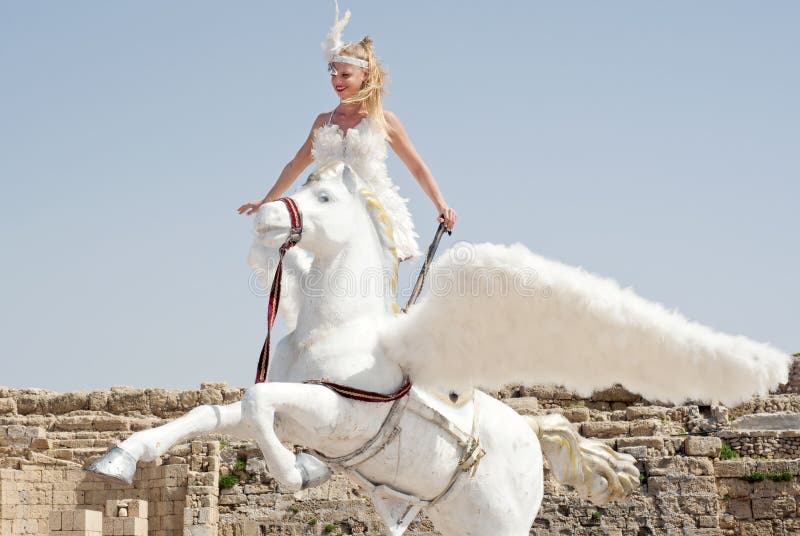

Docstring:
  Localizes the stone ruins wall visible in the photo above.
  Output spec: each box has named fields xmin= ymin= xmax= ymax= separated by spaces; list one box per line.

xmin=1 ymin=357 xmax=799 ymax=535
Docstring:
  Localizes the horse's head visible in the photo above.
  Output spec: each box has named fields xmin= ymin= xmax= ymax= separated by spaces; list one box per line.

xmin=253 ymin=161 xmax=399 ymax=268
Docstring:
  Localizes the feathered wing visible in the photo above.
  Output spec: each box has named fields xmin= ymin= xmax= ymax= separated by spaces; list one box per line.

xmin=248 ymin=241 xmax=312 ymax=332
xmin=378 ymin=242 xmax=791 ymax=407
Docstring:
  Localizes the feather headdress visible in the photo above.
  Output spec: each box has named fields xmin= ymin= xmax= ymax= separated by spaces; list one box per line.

xmin=321 ymin=0 xmax=350 ymax=62
xmin=321 ymin=0 xmax=369 ymax=71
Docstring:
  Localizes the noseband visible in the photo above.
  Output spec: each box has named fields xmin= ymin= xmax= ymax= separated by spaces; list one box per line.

xmin=255 ymin=197 xmax=302 ymax=384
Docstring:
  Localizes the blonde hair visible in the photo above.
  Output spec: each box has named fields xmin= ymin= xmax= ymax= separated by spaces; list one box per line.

xmin=337 ymin=36 xmax=389 ymax=139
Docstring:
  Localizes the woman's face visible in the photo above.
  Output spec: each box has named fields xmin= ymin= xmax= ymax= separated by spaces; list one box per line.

xmin=330 ymin=62 xmax=367 ymax=101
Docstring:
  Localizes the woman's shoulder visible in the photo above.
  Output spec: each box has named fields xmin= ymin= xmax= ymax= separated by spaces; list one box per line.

xmin=312 ymin=111 xmax=333 ymax=129
xmin=381 ymin=109 xmax=399 ymax=125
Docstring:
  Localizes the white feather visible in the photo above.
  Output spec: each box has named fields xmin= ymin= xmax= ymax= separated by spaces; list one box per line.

xmin=321 ymin=0 xmax=352 ymax=62
xmin=379 ymin=242 xmax=791 ymax=406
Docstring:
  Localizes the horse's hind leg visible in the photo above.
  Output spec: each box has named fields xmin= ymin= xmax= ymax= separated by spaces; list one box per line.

xmin=86 ymin=402 xmax=246 ymax=484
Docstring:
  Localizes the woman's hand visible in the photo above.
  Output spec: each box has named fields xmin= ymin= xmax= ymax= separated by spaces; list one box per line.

xmin=237 ymin=199 xmax=266 ymax=216
xmin=437 ymin=206 xmax=457 ymax=232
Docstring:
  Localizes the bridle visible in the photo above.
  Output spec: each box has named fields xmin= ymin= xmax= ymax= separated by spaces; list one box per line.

xmin=253 ymin=197 xmax=449 ymax=402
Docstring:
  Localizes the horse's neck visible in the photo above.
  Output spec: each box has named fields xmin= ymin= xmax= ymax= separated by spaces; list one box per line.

xmin=295 ymin=237 xmax=392 ymax=334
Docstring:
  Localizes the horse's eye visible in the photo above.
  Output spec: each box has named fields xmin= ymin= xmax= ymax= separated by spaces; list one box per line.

xmin=318 ymin=192 xmax=331 ymax=203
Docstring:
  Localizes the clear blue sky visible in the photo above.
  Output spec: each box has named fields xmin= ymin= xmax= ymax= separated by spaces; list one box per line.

xmin=1 ymin=1 xmax=797 ymax=392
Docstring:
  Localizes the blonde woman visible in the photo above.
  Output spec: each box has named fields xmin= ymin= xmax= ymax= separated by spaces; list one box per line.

xmin=238 ymin=11 xmax=456 ymax=262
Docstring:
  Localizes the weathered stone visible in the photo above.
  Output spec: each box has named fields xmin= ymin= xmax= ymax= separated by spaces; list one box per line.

xmin=629 ymin=419 xmax=659 ymax=436
xmin=199 ymin=389 xmax=223 ymax=406
xmin=88 ymin=391 xmax=108 ymax=411
xmin=617 ymin=436 xmax=664 ymax=450
xmin=752 ymin=495 xmax=795 ymax=519
xmin=717 ymin=477 xmax=752 ymax=499
xmin=503 ymin=397 xmax=539 ymax=415
xmin=0 ymin=398 xmax=16 ymax=415
xmin=727 ymin=498 xmax=752 ymax=520
xmin=685 ymin=436 xmax=722 ymax=457
xmin=92 ymin=416 xmax=129 ymax=432
xmin=180 ymin=391 xmax=200 ymax=410
xmin=15 ymin=394 xmax=42 ymax=415
xmin=581 ymin=421 xmax=629 ymax=438
xmin=43 ymin=392 xmax=89 ymax=415
xmin=618 ymin=445 xmax=647 ymax=460
xmin=107 ymin=388 xmax=148 ymax=414
xmin=590 ymin=384 xmax=640 ymax=403
xmin=715 ymin=459 xmax=756 ymax=478
xmin=647 ymin=456 xmax=714 ymax=476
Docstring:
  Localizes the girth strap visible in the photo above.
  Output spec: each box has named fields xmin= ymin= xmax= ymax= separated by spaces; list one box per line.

xmin=303 ymin=378 xmax=412 ymax=403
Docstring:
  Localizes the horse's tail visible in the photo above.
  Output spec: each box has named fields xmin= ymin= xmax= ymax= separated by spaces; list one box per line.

xmin=525 ymin=413 xmax=640 ymax=505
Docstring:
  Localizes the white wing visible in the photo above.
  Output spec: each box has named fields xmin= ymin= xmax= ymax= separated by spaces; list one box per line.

xmin=248 ymin=241 xmax=312 ymax=332
xmin=379 ymin=242 xmax=791 ymax=406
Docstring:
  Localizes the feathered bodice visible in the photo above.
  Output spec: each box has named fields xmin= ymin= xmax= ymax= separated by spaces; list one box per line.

xmin=311 ymin=115 xmax=421 ymax=261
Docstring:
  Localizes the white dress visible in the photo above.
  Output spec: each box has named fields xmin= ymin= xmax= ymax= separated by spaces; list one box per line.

xmin=310 ymin=110 xmax=422 ymax=261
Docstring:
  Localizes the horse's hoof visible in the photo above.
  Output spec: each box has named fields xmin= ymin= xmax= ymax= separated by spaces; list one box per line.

xmin=84 ymin=446 xmax=138 ymax=485
xmin=296 ymin=452 xmax=332 ymax=490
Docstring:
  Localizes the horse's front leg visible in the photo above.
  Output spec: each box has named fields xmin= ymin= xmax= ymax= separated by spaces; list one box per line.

xmin=87 ymin=401 xmax=247 ymax=484
xmin=241 ymin=382 xmax=385 ymax=493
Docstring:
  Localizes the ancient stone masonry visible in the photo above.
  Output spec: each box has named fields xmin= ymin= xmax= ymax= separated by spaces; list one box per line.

xmin=1 ymin=357 xmax=800 ymax=535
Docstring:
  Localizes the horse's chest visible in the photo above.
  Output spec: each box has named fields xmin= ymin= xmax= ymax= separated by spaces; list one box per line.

xmin=278 ymin=326 xmax=380 ymax=382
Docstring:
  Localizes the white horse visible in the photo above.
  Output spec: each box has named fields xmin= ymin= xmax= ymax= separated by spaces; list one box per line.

xmin=87 ymin=161 xmax=791 ymax=535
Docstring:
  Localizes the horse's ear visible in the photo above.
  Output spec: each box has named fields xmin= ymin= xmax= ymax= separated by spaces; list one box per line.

xmin=342 ymin=164 xmax=358 ymax=195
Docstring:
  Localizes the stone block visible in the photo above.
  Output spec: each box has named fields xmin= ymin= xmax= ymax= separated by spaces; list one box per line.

xmin=684 ymin=436 xmax=722 ymax=457
xmin=628 ymin=419 xmax=659 ymax=436
xmin=714 ymin=459 xmax=755 ymax=478
xmin=48 ymin=510 xmax=61 ymax=531
xmin=752 ymin=496 xmax=795 ymax=519
xmin=88 ymin=391 xmax=108 ymax=411
xmin=92 ymin=416 xmax=129 ymax=432
xmin=625 ymin=405 xmax=666 ymax=421
xmin=717 ymin=477 xmax=752 ymax=499
xmin=502 ymin=397 xmax=539 ymax=415
xmin=581 ymin=421 xmax=629 ymax=438
xmin=590 ymin=384 xmax=640 ymax=403
xmin=30 ymin=438 xmax=52 ymax=451
xmin=44 ymin=392 xmax=89 ymax=415
xmin=617 ymin=436 xmax=664 ymax=450
xmin=728 ymin=498 xmax=752 ymax=520
xmin=647 ymin=456 xmax=714 ymax=476
xmin=122 ymin=517 xmax=147 ymax=536
xmin=73 ymin=509 xmax=103 ymax=531
xmin=0 ymin=398 xmax=16 ymax=415
xmin=126 ymin=500 xmax=147 ymax=519
xmin=198 ymin=389 xmax=223 ymax=405
xmin=61 ymin=510 xmax=74 ymax=530
xmin=561 ymin=407 xmax=590 ymax=422
xmin=618 ymin=445 xmax=648 ymax=460
xmin=107 ymin=389 xmax=148 ymax=414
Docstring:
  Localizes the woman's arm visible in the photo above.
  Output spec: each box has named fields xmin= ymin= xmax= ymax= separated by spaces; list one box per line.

xmin=384 ymin=111 xmax=457 ymax=231
xmin=237 ymin=113 xmax=327 ymax=215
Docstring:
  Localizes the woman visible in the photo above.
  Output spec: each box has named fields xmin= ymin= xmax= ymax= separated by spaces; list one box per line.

xmin=238 ymin=4 xmax=456 ymax=262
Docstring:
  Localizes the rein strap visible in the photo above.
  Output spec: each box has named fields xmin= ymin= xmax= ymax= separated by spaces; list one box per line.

xmin=255 ymin=197 xmax=302 ymax=384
